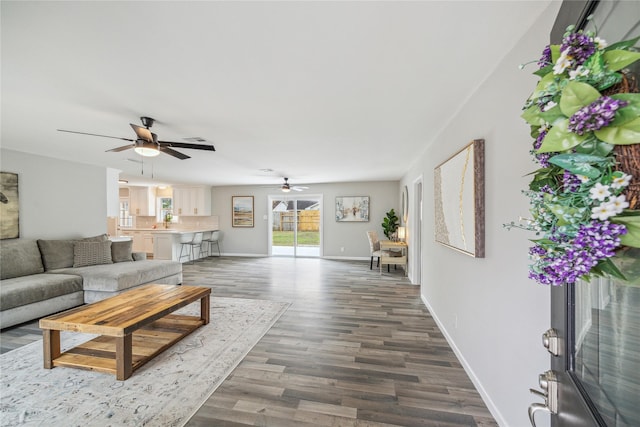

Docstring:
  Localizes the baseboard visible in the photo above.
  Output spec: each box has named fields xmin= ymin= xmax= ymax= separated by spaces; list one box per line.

xmin=322 ymin=256 xmax=369 ymax=261
xmin=217 ymin=253 xmax=268 ymax=257
xmin=420 ymin=294 xmax=507 ymax=426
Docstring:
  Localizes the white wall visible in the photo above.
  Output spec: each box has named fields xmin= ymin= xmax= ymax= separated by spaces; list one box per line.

xmin=401 ymin=3 xmax=561 ymax=426
xmin=1 ymin=149 xmax=109 ymax=239
xmin=210 ymin=181 xmax=399 ymax=257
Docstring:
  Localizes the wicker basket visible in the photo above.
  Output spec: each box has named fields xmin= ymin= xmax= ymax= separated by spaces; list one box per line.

xmin=605 ymin=72 xmax=640 ymax=210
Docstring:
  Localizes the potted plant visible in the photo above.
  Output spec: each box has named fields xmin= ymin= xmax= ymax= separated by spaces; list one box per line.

xmin=508 ymin=18 xmax=640 ymax=286
xmin=382 ymin=209 xmax=399 ymax=240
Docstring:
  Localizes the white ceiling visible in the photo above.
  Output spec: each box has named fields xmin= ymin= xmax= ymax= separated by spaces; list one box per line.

xmin=1 ymin=1 xmax=552 ymax=187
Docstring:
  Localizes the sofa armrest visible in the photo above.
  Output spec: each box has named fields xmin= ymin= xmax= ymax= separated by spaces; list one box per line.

xmin=132 ymin=252 xmax=147 ymax=261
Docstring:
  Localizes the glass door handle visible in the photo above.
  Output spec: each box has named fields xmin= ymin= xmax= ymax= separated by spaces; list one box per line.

xmin=528 ymin=370 xmax=558 ymax=427
xmin=528 ymin=402 xmax=551 ymax=427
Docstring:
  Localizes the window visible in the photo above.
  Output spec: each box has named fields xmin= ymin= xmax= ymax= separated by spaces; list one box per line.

xmin=158 ymin=197 xmax=176 ymax=224
xmin=119 ymin=199 xmax=132 ymax=228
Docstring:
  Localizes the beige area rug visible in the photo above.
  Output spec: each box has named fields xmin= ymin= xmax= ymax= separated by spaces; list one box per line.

xmin=0 ymin=297 xmax=290 ymax=426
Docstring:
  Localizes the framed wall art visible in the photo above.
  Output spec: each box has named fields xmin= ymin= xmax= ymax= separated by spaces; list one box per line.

xmin=336 ymin=196 xmax=369 ymax=222
xmin=434 ymin=139 xmax=485 ymax=257
xmin=232 ymin=196 xmax=254 ymax=227
xmin=0 ymin=172 xmax=19 ymax=239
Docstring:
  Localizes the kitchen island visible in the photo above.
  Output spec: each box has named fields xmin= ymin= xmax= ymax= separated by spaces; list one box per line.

xmin=119 ymin=228 xmax=218 ymax=262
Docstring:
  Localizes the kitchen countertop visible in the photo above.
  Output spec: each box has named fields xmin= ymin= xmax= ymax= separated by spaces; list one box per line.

xmin=119 ymin=228 xmax=218 ymax=234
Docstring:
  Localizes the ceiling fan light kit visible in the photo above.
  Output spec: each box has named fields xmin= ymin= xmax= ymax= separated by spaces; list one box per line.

xmin=134 ymin=140 xmax=160 ymax=157
xmin=280 ymin=177 xmax=308 ymax=192
xmin=58 ymin=116 xmax=215 ymax=160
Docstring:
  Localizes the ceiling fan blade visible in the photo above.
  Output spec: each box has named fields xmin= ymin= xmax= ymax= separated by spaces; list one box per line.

xmin=106 ymin=144 xmax=133 ymax=153
xmin=159 ymin=141 xmax=216 ymax=151
xmin=58 ymin=129 xmax=134 ymax=142
xmin=160 ymin=145 xmax=190 ymax=160
xmin=292 ymin=187 xmax=304 ymax=191
xmin=130 ymin=124 xmax=153 ymax=142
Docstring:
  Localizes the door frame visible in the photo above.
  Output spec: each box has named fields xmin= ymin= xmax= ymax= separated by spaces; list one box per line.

xmin=267 ymin=194 xmax=323 ymax=257
xmin=410 ymin=175 xmax=423 ymax=285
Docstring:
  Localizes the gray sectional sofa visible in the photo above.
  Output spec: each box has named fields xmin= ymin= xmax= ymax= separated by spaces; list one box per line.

xmin=0 ymin=234 xmax=183 ymax=329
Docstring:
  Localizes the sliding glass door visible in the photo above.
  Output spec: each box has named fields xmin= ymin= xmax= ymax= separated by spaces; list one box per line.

xmin=269 ymin=195 xmax=321 ymax=257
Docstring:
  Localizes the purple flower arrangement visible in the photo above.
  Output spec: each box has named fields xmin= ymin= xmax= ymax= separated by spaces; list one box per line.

xmin=567 ymin=96 xmax=629 ymax=135
xmin=511 ymin=19 xmax=640 ymax=286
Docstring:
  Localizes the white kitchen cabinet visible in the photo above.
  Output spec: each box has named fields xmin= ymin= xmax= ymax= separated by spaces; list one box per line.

xmin=173 ymin=186 xmax=211 ymax=216
xmin=153 ymin=234 xmax=174 ymax=260
xmin=143 ymin=234 xmax=154 ymax=254
xmin=129 ymin=186 xmax=156 ymax=216
xmin=121 ymin=230 xmax=145 ymax=252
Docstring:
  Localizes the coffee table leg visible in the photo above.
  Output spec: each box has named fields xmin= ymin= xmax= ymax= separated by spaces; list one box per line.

xmin=116 ymin=334 xmax=133 ymax=381
xmin=42 ymin=329 xmax=60 ymax=369
xmin=201 ymin=294 xmax=210 ymax=325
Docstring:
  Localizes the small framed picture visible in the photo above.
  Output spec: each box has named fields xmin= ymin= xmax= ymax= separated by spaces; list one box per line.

xmin=335 ymin=196 xmax=369 ymax=222
xmin=232 ymin=196 xmax=254 ymax=227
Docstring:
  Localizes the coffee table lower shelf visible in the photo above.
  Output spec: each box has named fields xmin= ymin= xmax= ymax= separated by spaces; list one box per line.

xmin=51 ymin=314 xmax=204 ymax=377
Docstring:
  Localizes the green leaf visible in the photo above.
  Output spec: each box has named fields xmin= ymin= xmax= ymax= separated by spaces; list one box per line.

xmin=538 ymin=119 xmax=588 ymax=153
xmin=592 ymin=258 xmax=627 ymax=281
xmin=583 ymin=50 xmax=606 ymax=76
xmin=574 ymin=138 xmax=614 ymax=157
xmin=532 ymin=72 xmax=558 ymax=99
xmin=605 ymin=36 xmax=640 ymax=52
xmin=521 ymin=105 xmax=544 ymax=126
xmin=603 ymin=50 xmax=640 ymax=71
xmin=559 ymin=81 xmax=601 ymax=116
xmin=612 ymin=214 xmax=640 ymax=248
xmin=539 ymin=105 xmax=565 ymax=125
xmin=550 ymin=45 xmax=561 ymax=63
xmin=533 ymin=65 xmax=553 ymax=78
xmin=548 ymin=153 xmax=606 ymax=178
xmin=594 ymin=116 xmax=640 ymax=145
xmin=547 ymin=204 xmax=578 ymax=226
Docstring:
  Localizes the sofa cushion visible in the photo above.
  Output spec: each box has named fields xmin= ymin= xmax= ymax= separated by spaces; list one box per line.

xmin=74 ymin=241 xmax=113 ymax=267
xmin=111 ymin=240 xmax=134 ymax=263
xmin=52 ymin=260 xmax=182 ymax=292
xmin=0 ymin=239 xmax=45 ymax=280
xmin=37 ymin=234 xmax=108 ymax=270
xmin=0 ymin=273 xmax=83 ymax=311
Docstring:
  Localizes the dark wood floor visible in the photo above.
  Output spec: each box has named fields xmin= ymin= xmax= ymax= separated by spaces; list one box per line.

xmin=1 ymin=256 xmax=497 ymax=427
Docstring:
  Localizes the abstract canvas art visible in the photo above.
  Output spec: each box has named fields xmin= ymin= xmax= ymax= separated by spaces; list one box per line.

xmin=434 ymin=139 xmax=484 ymax=257
xmin=0 ymin=172 xmax=19 ymax=239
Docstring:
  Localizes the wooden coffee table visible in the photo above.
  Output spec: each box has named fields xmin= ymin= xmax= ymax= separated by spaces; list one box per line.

xmin=39 ymin=284 xmax=211 ymax=380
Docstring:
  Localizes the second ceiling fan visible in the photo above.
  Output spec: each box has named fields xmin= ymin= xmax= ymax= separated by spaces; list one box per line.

xmin=280 ymin=177 xmax=308 ymax=192
xmin=58 ymin=116 xmax=215 ymax=160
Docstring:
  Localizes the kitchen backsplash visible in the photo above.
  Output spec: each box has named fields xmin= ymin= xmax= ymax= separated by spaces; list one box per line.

xmin=132 ymin=215 xmax=219 ymax=230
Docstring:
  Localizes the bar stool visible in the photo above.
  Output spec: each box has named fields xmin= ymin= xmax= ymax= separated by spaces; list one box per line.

xmin=200 ymin=231 xmax=212 ymax=257
xmin=204 ymin=230 xmax=221 ymax=256
xmin=178 ymin=232 xmax=196 ymax=263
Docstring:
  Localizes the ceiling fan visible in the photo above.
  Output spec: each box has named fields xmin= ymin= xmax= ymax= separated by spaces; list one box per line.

xmin=58 ymin=116 xmax=215 ymax=160
xmin=280 ymin=177 xmax=308 ymax=192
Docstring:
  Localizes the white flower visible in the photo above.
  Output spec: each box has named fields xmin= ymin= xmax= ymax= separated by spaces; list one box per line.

xmin=553 ymin=52 xmax=572 ymax=75
xmin=591 ymin=203 xmax=616 ymax=221
xmin=589 ymin=182 xmax=611 ymax=201
xmin=568 ymin=66 xmax=590 ymax=80
xmin=543 ymin=101 xmax=557 ymax=112
xmin=594 ymin=37 xmax=608 ymax=49
xmin=610 ymin=195 xmax=629 ymax=214
xmin=577 ymin=175 xmax=590 ymax=183
xmin=611 ymin=173 xmax=632 ymax=189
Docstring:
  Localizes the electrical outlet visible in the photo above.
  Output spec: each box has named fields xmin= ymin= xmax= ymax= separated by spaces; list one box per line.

xmin=340 ymin=247 xmax=345 ymax=252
